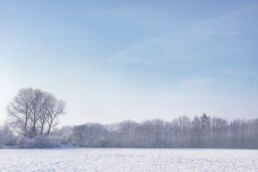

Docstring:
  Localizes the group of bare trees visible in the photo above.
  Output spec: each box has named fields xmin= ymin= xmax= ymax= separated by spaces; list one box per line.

xmin=70 ymin=114 xmax=258 ymax=148
xmin=7 ymin=88 xmax=66 ymax=138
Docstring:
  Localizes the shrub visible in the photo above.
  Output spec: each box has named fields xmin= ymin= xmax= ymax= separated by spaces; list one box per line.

xmin=17 ymin=136 xmax=60 ymax=148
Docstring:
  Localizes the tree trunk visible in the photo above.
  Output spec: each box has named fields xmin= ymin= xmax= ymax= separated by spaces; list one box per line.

xmin=47 ymin=122 xmax=52 ymax=136
xmin=40 ymin=123 xmax=44 ymax=136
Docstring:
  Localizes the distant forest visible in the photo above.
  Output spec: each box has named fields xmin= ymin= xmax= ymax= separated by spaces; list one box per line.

xmin=1 ymin=88 xmax=258 ymax=149
xmin=67 ymin=114 xmax=258 ymax=149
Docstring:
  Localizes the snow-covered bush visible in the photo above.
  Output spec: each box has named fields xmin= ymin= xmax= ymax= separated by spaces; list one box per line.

xmin=1 ymin=126 xmax=16 ymax=147
xmin=0 ymin=136 xmax=3 ymax=148
xmin=52 ymin=126 xmax=73 ymax=146
xmin=17 ymin=136 xmax=60 ymax=148
xmin=0 ymin=125 xmax=3 ymax=148
xmin=16 ymin=136 xmax=33 ymax=148
xmin=32 ymin=136 xmax=60 ymax=148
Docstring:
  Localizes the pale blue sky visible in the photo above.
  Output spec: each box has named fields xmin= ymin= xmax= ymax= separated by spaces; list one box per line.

xmin=0 ymin=0 xmax=258 ymax=125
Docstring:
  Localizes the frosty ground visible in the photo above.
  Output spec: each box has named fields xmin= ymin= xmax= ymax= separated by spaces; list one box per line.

xmin=0 ymin=149 xmax=258 ymax=172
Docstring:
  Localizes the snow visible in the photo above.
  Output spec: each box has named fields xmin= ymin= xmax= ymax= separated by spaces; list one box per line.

xmin=0 ymin=149 xmax=258 ymax=172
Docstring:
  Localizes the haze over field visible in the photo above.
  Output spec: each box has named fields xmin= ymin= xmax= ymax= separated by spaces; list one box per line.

xmin=1 ymin=0 xmax=258 ymax=126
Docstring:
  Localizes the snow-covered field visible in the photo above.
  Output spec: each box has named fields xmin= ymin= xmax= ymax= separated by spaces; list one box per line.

xmin=0 ymin=149 xmax=258 ymax=172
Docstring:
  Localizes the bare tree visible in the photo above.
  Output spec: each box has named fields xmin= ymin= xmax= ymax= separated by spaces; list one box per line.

xmin=29 ymin=89 xmax=44 ymax=137
xmin=46 ymin=99 xmax=66 ymax=136
xmin=7 ymin=88 xmax=34 ymax=136
xmin=38 ymin=93 xmax=52 ymax=136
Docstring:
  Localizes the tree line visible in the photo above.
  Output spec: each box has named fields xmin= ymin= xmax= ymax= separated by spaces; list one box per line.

xmin=1 ymin=88 xmax=258 ymax=148
xmin=69 ymin=115 xmax=258 ymax=149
